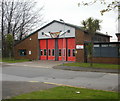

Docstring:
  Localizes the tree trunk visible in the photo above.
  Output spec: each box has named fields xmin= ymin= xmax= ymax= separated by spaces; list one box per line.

xmin=90 ymin=37 xmax=94 ymax=67
xmin=1 ymin=1 xmax=5 ymax=58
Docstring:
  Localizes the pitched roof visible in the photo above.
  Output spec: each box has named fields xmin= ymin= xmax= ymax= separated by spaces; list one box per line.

xmin=95 ymin=32 xmax=112 ymax=37
xmin=116 ymin=33 xmax=120 ymax=35
xmin=15 ymin=20 xmax=111 ymax=45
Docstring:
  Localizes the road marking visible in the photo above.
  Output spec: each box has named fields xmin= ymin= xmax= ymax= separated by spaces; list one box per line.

xmin=43 ymin=82 xmax=116 ymax=92
xmin=44 ymin=82 xmax=86 ymax=88
xmin=44 ymin=82 xmax=64 ymax=86
xmin=28 ymin=81 xmax=39 ymax=82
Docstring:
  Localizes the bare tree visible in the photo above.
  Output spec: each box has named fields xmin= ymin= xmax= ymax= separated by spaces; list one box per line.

xmin=0 ymin=0 xmax=44 ymax=58
xmin=0 ymin=0 xmax=44 ymax=40
xmin=78 ymin=0 xmax=120 ymax=18
xmin=0 ymin=0 xmax=5 ymax=57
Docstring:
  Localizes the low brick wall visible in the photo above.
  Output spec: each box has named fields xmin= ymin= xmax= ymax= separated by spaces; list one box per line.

xmin=92 ymin=57 xmax=120 ymax=64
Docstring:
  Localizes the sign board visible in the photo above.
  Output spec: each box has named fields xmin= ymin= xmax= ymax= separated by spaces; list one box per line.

xmin=29 ymin=51 xmax=32 ymax=55
xmin=76 ymin=45 xmax=84 ymax=49
xmin=43 ymin=30 xmax=68 ymax=38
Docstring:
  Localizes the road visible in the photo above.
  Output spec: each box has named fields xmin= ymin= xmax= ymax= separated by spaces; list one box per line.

xmin=2 ymin=64 xmax=118 ymax=92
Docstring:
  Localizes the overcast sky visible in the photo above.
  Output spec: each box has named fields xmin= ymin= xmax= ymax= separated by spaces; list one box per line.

xmin=36 ymin=0 xmax=119 ymax=42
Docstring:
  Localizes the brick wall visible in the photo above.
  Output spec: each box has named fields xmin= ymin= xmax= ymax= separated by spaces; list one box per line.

xmin=75 ymin=29 xmax=85 ymax=62
xmin=14 ymin=32 xmax=39 ymax=60
xmin=116 ymin=33 xmax=120 ymax=42
xmin=92 ymin=57 xmax=120 ymax=64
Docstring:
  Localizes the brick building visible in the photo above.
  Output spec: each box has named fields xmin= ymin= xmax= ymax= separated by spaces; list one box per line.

xmin=14 ymin=20 xmax=119 ymax=64
xmin=116 ymin=33 xmax=120 ymax=42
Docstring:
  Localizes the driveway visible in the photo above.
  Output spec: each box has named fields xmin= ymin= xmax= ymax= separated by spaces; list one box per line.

xmin=2 ymin=60 xmax=65 ymax=68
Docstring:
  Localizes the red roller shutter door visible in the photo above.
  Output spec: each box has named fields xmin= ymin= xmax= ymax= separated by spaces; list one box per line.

xmin=48 ymin=39 xmax=55 ymax=60
xmin=39 ymin=40 xmax=47 ymax=60
xmin=67 ymin=38 xmax=75 ymax=61
xmin=58 ymin=38 xmax=67 ymax=61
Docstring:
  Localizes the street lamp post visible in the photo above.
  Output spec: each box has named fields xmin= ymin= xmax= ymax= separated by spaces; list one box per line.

xmin=60 ymin=19 xmax=65 ymax=65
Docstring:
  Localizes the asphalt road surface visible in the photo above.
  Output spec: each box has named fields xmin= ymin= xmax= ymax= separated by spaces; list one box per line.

xmin=2 ymin=64 xmax=119 ymax=92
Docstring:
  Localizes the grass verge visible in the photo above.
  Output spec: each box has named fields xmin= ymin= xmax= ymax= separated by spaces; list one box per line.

xmin=9 ymin=86 xmax=118 ymax=99
xmin=62 ymin=62 xmax=119 ymax=69
xmin=0 ymin=58 xmax=30 ymax=63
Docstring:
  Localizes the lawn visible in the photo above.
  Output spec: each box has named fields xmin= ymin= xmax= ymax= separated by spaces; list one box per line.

xmin=0 ymin=58 xmax=30 ymax=63
xmin=9 ymin=86 xmax=118 ymax=99
xmin=63 ymin=62 xmax=119 ymax=69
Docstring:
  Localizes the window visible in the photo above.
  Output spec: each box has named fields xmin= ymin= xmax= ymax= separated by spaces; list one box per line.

xmin=72 ymin=49 xmax=75 ymax=56
xmin=101 ymin=44 xmax=109 ymax=47
xmin=59 ymin=49 xmax=61 ymax=56
xmin=68 ymin=49 xmax=71 ymax=57
xmin=94 ymin=45 xmax=99 ymax=47
xmin=52 ymin=49 xmax=55 ymax=56
xmin=42 ymin=32 xmax=44 ymax=35
xmin=67 ymin=30 xmax=70 ymax=33
xmin=19 ymin=49 xmax=26 ymax=56
xmin=40 ymin=49 xmax=43 ymax=56
xmin=98 ymin=37 xmax=101 ymax=41
xmin=109 ymin=44 xmax=116 ymax=47
xmin=93 ymin=37 xmax=97 ymax=41
xmin=103 ymin=38 xmax=106 ymax=42
xmin=44 ymin=49 xmax=47 ymax=56
xmin=48 ymin=49 xmax=51 ymax=56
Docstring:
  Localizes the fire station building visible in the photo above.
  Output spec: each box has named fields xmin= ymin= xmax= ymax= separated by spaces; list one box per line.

xmin=14 ymin=20 xmax=118 ymax=64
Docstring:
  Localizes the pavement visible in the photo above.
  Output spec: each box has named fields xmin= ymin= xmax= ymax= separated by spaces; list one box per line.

xmin=1 ymin=60 xmax=66 ymax=68
xmin=53 ymin=65 xmax=119 ymax=74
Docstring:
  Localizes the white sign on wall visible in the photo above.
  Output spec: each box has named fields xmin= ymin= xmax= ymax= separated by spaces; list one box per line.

xmin=76 ymin=45 xmax=84 ymax=49
xmin=29 ymin=51 xmax=32 ymax=55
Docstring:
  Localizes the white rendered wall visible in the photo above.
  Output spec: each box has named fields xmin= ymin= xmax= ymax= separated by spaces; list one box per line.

xmin=118 ymin=5 xmax=120 ymax=33
xmin=38 ymin=22 xmax=75 ymax=39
